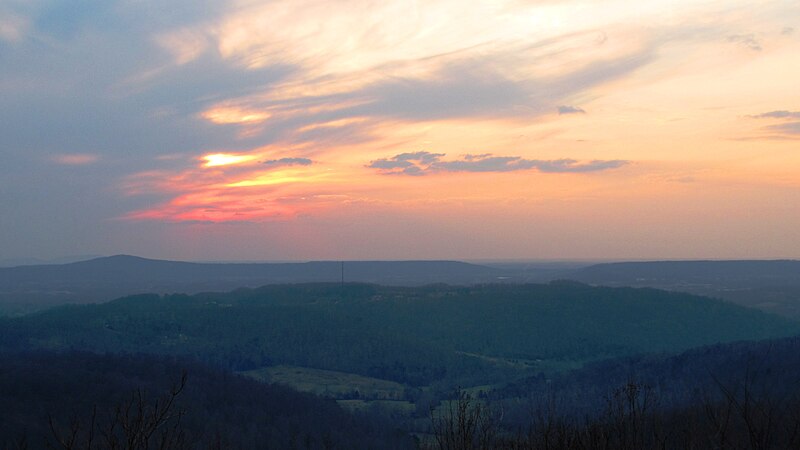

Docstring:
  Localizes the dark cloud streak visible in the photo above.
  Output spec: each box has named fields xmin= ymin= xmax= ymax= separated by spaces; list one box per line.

xmin=368 ymin=151 xmax=628 ymax=175
xmin=262 ymin=157 xmax=313 ymax=166
xmin=558 ymin=105 xmax=586 ymax=115
xmin=747 ymin=110 xmax=800 ymax=138
xmin=751 ymin=110 xmax=800 ymax=119
xmin=766 ymin=122 xmax=800 ymax=135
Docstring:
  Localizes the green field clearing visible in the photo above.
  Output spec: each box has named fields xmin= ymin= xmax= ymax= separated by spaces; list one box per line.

xmin=242 ymin=365 xmax=408 ymax=400
xmin=337 ymin=399 xmax=416 ymax=415
xmin=457 ymin=351 xmax=585 ymax=373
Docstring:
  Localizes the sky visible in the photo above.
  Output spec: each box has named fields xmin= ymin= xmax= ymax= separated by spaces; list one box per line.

xmin=1 ymin=0 xmax=799 ymax=262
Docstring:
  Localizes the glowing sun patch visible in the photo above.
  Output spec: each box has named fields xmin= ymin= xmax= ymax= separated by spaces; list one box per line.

xmin=202 ymin=153 xmax=256 ymax=167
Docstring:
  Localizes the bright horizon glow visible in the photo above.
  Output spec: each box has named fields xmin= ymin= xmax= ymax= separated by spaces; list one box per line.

xmin=1 ymin=0 xmax=799 ymax=261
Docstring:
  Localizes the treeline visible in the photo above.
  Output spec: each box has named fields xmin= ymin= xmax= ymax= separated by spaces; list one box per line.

xmin=493 ymin=334 xmax=800 ymax=426
xmin=0 ymin=351 xmax=413 ymax=449
xmin=6 ymin=348 xmax=800 ymax=449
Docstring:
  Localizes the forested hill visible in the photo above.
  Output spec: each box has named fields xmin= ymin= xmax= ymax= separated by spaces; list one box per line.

xmin=570 ymin=260 xmax=800 ymax=287
xmin=0 ymin=255 xmax=512 ymax=315
xmin=2 ymin=282 xmax=797 ymax=388
xmin=0 ymin=351 xmax=413 ymax=449
xmin=567 ymin=260 xmax=800 ymax=319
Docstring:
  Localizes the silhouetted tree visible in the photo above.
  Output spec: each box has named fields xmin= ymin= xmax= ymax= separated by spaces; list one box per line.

xmin=47 ymin=372 xmax=188 ymax=450
xmin=428 ymin=389 xmax=499 ymax=450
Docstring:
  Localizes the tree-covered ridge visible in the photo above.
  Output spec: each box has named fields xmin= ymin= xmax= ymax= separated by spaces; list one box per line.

xmin=417 ymin=334 xmax=800 ymax=449
xmin=567 ymin=260 xmax=800 ymax=319
xmin=494 ymin=333 xmax=800 ymax=425
xmin=571 ymin=260 xmax=800 ymax=288
xmin=1 ymin=282 xmax=796 ymax=389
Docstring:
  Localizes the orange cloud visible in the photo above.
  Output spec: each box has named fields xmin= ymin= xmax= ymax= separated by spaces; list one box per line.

xmin=123 ymin=149 xmax=340 ymax=222
xmin=201 ymin=106 xmax=271 ymax=125
xmin=118 ymin=0 xmax=800 ymax=243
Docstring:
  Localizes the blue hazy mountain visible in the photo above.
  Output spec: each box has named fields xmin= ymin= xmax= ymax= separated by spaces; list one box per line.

xmin=0 ymin=255 xmax=519 ymax=315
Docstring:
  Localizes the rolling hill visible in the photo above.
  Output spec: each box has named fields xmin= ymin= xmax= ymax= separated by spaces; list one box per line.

xmin=2 ymin=282 xmax=796 ymax=389
xmin=568 ymin=260 xmax=800 ymax=318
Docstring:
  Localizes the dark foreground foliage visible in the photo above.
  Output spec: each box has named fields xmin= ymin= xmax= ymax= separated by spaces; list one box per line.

xmin=0 ymin=351 xmax=413 ymax=450
xmin=496 ymin=335 xmax=800 ymax=426
xmin=423 ymin=335 xmax=800 ymax=449
xmin=427 ymin=379 xmax=800 ymax=450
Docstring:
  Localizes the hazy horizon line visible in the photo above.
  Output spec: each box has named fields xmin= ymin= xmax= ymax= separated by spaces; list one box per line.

xmin=2 ymin=254 xmax=799 ymax=269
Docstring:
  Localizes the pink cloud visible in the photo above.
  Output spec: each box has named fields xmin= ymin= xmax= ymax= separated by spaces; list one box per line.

xmin=50 ymin=154 xmax=101 ymax=165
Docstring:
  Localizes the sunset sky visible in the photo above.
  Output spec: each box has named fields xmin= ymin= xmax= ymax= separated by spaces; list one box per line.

xmin=1 ymin=0 xmax=799 ymax=262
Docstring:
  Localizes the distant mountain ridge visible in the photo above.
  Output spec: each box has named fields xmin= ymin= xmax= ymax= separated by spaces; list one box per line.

xmin=5 ymin=256 xmax=800 ymax=317
xmin=0 ymin=255 xmax=514 ymax=315
xmin=0 ymin=254 xmax=103 ymax=268
xmin=0 ymin=254 xmax=508 ymax=283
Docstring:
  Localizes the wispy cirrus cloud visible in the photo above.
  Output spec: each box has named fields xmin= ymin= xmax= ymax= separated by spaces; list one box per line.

xmin=190 ymin=28 xmax=656 ymax=146
xmin=368 ymin=151 xmax=628 ymax=176
xmin=5 ymin=0 xmax=800 ymax=260
xmin=727 ymin=33 xmax=762 ymax=51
